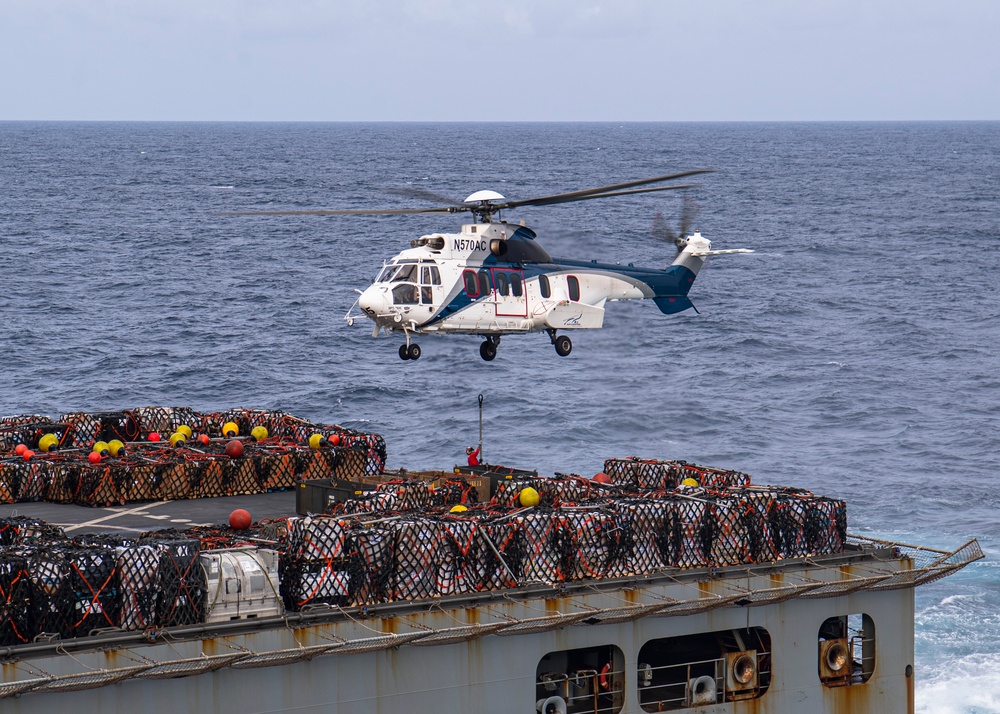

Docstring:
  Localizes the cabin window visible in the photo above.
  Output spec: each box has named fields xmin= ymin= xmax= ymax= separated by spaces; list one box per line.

xmin=392 ymin=283 xmax=419 ymax=305
xmin=567 ymin=275 xmax=581 ymax=302
xmin=495 ymin=272 xmax=510 ymax=297
xmin=539 ymin=274 xmax=551 ymax=298
xmin=537 ymin=644 xmax=625 ymax=714
xmin=478 ymin=270 xmax=492 ymax=294
xmin=637 ymin=627 xmax=771 ymax=710
xmin=463 ymin=270 xmax=479 ymax=297
xmin=420 ymin=286 xmax=432 ymax=304
xmin=510 ymin=273 xmax=523 ymax=297
xmin=818 ymin=614 xmax=875 ymax=686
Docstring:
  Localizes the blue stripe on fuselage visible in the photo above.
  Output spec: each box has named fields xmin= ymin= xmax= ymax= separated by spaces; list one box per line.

xmin=419 ymin=258 xmax=697 ymax=329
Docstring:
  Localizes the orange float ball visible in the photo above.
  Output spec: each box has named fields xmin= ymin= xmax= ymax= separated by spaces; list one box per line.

xmin=197 ymin=433 xmax=211 ymax=446
xmin=328 ymin=433 xmax=341 ymax=447
xmin=229 ymin=509 xmax=252 ymax=530
xmin=88 ymin=451 xmax=103 ymax=465
xmin=22 ymin=450 xmax=35 ymax=461
xmin=593 ymin=472 xmax=612 ymax=484
xmin=225 ymin=439 xmax=244 ymax=458
xmin=14 ymin=444 xmax=28 ymax=456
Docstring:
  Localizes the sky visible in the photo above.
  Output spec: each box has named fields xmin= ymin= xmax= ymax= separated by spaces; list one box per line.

xmin=1 ymin=0 xmax=998 ymax=121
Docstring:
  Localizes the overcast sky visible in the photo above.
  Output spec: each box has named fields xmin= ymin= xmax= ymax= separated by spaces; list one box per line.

xmin=1 ymin=0 xmax=997 ymax=121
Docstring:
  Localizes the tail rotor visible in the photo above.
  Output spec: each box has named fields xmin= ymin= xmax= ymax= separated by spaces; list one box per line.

xmin=651 ymin=195 xmax=700 ymax=254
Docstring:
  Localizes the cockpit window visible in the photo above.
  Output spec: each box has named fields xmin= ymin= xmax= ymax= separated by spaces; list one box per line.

xmin=421 ymin=266 xmax=441 ymax=286
xmin=391 ymin=264 xmax=418 ymax=282
xmin=392 ymin=283 xmax=419 ymax=305
xmin=375 ymin=266 xmax=392 ymax=283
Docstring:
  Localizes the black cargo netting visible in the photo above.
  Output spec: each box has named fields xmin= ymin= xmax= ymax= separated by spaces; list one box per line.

xmin=0 ymin=407 xmax=386 ymax=507
xmin=0 ymin=453 xmax=851 ymax=644
xmin=604 ymin=458 xmax=752 ymax=491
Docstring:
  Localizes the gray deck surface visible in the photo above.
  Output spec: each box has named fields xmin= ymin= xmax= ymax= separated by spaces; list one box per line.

xmin=4 ymin=491 xmax=298 ymax=535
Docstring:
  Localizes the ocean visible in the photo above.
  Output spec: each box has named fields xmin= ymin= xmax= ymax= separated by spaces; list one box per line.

xmin=0 ymin=121 xmax=997 ymax=712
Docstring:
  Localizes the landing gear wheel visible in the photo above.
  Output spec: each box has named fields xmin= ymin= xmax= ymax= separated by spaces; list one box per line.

xmin=399 ymin=344 xmax=411 ymax=360
xmin=480 ymin=340 xmax=497 ymax=361
xmin=554 ymin=335 xmax=572 ymax=357
xmin=407 ymin=343 xmax=421 ymax=360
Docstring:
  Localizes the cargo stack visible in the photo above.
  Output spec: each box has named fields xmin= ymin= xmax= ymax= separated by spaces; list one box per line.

xmin=0 ymin=407 xmax=386 ymax=507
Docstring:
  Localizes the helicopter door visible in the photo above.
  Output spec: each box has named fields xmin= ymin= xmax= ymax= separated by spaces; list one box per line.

xmin=491 ymin=269 xmax=528 ymax=318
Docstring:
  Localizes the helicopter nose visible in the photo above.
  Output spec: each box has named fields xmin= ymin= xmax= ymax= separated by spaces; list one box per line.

xmin=358 ymin=287 xmax=389 ymax=317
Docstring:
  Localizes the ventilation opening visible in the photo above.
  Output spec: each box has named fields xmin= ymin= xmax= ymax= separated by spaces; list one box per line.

xmin=819 ymin=613 xmax=875 ymax=686
xmin=637 ymin=627 xmax=771 ymax=710
xmin=537 ymin=644 xmax=625 ymax=714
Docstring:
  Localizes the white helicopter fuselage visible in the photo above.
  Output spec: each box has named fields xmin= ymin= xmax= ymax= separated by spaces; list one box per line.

xmin=348 ymin=221 xmax=740 ymax=359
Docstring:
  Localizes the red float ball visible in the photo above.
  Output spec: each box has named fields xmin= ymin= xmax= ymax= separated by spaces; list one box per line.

xmin=197 ymin=433 xmax=211 ymax=446
xmin=225 ymin=439 xmax=244 ymax=458
xmin=148 ymin=432 xmax=161 ymax=442
xmin=592 ymin=472 xmax=612 ymax=484
xmin=88 ymin=451 xmax=103 ymax=465
xmin=229 ymin=509 xmax=252 ymax=530
xmin=14 ymin=444 xmax=28 ymax=456
xmin=328 ymin=433 xmax=341 ymax=447
xmin=22 ymin=449 xmax=35 ymax=461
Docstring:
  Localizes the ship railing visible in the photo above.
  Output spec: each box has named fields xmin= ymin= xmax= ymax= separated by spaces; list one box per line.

xmin=636 ymin=651 xmax=771 ymax=711
xmin=537 ymin=668 xmax=622 ymax=714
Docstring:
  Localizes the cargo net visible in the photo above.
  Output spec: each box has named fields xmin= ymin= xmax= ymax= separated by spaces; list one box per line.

xmin=275 ymin=486 xmax=846 ymax=608
xmin=603 ymin=458 xmax=752 ymax=492
xmin=0 ymin=407 xmax=384 ymax=507
xmin=0 ymin=529 xmax=208 ymax=647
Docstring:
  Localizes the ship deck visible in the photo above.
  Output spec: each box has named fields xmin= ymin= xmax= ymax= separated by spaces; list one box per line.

xmin=4 ymin=490 xmax=296 ymax=535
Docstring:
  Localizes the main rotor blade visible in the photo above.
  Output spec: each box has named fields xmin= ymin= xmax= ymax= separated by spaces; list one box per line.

xmin=385 ymin=186 xmax=464 ymax=207
xmin=502 ymin=169 xmax=713 ymax=210
xmin=222 ymin=206 xmax=465 ymax=216
xmin=508 ymin=183 xmax=696 ymax=209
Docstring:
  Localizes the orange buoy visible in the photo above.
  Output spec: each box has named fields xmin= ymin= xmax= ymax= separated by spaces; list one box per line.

xmin=197 ymin=433 xmax=211 ymax=446
xmin=225 ymin=439 xmax=244 ymax=458
xmin=88 ymin=451 xmax=103 ymax=465
xmin=229 ymin=509 xmax=251 ymax=530
xmin=328 ymin=433 xmax=341 ymax=447
xmin=14 ymin=444 xmax=28 ymax=456
xmin=592 ymin=472 xmax=612 ymax=484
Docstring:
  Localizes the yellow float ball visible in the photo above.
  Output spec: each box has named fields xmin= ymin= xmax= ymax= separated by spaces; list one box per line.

xmin=251 ymin=426 xmax=269 ymax=442
xmin=108 ymin=439 xmax=125 ymax=457
xmin=38 ymin=433 xmax=59 ymax=453
xmin=681 ymin=477 xmax=700 ymax=487
xmin=169 ymin=432 xmax=187 ymax=448
xmin=176 ymin=424 xmax=193 ymax=439
xmin=519 ymin=487 xmax=540 ymax=507
xmin=222 ymin=421 xmax=239 ymax=438
xmin=308 ymin=433 xmax=327 ymax=450
xmin=449 ymin=505 xmax=468 ymax=513
xmin=92 ymin=441 xmax=110 ymax=456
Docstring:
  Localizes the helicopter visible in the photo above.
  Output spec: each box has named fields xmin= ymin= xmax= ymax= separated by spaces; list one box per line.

xmin=229 ymin=171 xmax=752 ymax=361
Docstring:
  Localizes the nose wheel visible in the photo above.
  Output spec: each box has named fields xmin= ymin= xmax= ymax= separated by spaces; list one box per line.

xmin=399 ymin=343 xmax=421 ymax=360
